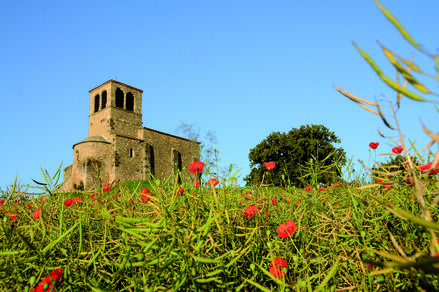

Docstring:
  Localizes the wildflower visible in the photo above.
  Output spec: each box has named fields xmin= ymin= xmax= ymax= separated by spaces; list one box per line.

xmin=64 ymin=199 xmax=73 ymax=207
xmin=264 ymin=162 xmax=275 ymax=170
xmin=419 ymin=162 xmax=439 ymax=175
xmin=102 ymin=184 xmax=112 ymax=192
xmin=271 ymin=198 xmax=277 ymax=206
xmin=378 ymin=178 xmax=392 ymax=190
xmin=406 ymin=177 xmax=414 ymax=185
xmin=208 ymin=178 xmax=219 ymax=186
xmin=33 ymin=207 xmax=41 ymax=220
xmin=141 ymin=194 xmax=150 ymax=203
xmin=31 ymin=268 xmax=63 ymax=292
xmin=0 ymin=199 xmax=4 ymax=204
xmin=277 ymin=220 xmax=297 ymax=238
xmin=178 ymin=187 xmax=184 ymax=195
xmin=9 ymin=212 xmax=18 ymax=220
xmin=72 ymin=197 xmax=81 ymax=205
xmin=188 ymin=161 xmax=205 ymax=175
xmin=140 ymin=187 xmax=150 ymax=195
xmin=305 ymin=185 xmax=312 ymax=192
xmin=194 ymin=180 xmax=200 ymax=188
xmin=244 ymin=204 xmax=259 ymax=219
xmin=392 ymin=146 xmax=403 ymax=154
xmin=369 ymin=142 xmax=379 ymax=149
xmin=269 ymin=257 xmax=288 ymax=279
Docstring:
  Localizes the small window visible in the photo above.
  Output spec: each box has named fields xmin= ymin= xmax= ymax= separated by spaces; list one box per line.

xmin=94 ymin=94 xmax=100 ymax=113
xmin=130 ymin=148 xmax=134 ymax=158
xmin=101 ymin=90 xmax=107 ymax=109
xmin=126 ymin=92 xmax=134 ymax=111
xmin=116 ymin=88 xmax=124 ymax=108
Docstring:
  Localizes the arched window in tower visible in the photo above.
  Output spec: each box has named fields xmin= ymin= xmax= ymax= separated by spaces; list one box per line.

xmin=116 ymin=88 xmax=124 ymax=108
xmin=94 ymin=94 xmax=100 ymax=113
xmin=101 ymin=90 xmax=107 ymax=109
xmin=126 ymin=92 xmax=134 ymax=111
xmin=129 ymin=148 xmax=134 ymax=158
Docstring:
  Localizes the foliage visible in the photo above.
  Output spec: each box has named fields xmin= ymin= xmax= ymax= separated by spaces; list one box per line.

xmin=336 ymin=0 xmax=439 ymax=279
xmin=1 ymin=168 xmax=439 ymax=291
xmin=244 ymin=124 xmax=346 ymax=188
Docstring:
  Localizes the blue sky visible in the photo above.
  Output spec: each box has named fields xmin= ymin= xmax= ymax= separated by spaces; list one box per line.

xmin=1 ymin=0 xmax=438 ymax=192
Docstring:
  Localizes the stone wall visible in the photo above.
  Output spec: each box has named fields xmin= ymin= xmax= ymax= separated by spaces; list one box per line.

xmin=113 ymin=135 xmax=146 ymax=184
xmin=110 ymin=107 xmax=142 ymax=138
xmin=69 ymin=138 xmax=112 ymax=190
xmin=142 ymin=127 xmax=200 ymax=183
xmin=88 ymin=108 xmax=112 ymax=141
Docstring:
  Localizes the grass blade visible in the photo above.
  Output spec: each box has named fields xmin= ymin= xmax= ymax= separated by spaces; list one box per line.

xmin=353 ymin=42 xmax=426 ymax=102
xmin=314 ymin=258 xmax=340 ymax=292
xmin=374 ymin=0 xmax=420 ymax=50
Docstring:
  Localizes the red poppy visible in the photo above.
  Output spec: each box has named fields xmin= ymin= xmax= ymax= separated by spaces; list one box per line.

xmin=419 ymin=162 xmax=439 ymax=175
xmin=208 ymin=178 xmax=219 ymax=186
xmin=264 ymin=162 xmax=275 ymax=170
xmin=392 ymin=146 xmax=403 ymax=154
xmin=406 ymin=177 xmax=414 ymax=185
xmin=305 ymin=185 xmax=312 ymax=192
xmin=194 ymin=180 xmax=200 ymax=188
xmin=188 ymin=161 xmax=205 ymax=175
xmin=9 ymin=212 xmax=18 ymax=220
xmin=33 ymin=207 xmax=41 ymax=220
xmin=277 ymin=220 xmax=297 ymax=238
xmin=72 ymin=197 xmax=81 ymax=204
xmin=140 ymin=187 xmax=150 ymax=195
xmin=318 ymin=187 xmax=329 ymax=193
xmin=269 ymin=257 xmax=288 ymax=279
xmin=369 ymin=142 xmax=379 ymax=149
xmin=244 ymin=204 xmax=259 ymax=219
xmin=102 ymin=184 xmax=112 ymax=192
xmin=378 ymin=179 xmax=392 ymax=190
xmin=178 ymin=187 xmax=184 ymax=195
xmin=31 ymin=268 xmax=63 ymax=292
xmin=271 ymin=198 xmax=277 ymax=206
xmin=64 ymin=199 xmax=73 ymax=207
xmin=141 ymin=194 xmax=150 ymax=202
xmin=0 ymin=199 xmax=4 ymax=204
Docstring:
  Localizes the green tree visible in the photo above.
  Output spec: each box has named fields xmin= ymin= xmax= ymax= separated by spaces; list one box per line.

xmin=244 ymin=124 xmax=346 ymax=188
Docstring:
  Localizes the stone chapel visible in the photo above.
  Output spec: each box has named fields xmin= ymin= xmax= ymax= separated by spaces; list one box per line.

xmin=62 ymin=80 xmax=200 ymax=191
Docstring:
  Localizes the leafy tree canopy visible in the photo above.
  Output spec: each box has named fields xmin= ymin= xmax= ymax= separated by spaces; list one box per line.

xmin=244 ymin=124 xmax=346 ymax=188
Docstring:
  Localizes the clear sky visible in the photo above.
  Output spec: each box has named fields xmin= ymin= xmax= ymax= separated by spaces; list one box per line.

xmin=1 ymin=1 xmax=438 ymax=193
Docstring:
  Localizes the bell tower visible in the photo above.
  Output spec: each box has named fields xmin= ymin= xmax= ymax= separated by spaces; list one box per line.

xmin=88 ymin=80 xmax=143 ymax=141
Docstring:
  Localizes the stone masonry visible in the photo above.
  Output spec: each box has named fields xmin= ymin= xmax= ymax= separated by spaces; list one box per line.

xmin=61 ymin=80 xmax=200 ymax=191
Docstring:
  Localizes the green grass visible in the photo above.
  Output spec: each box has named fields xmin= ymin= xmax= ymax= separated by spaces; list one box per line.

xmin=1 ymin=170 xmax=439 ymax=291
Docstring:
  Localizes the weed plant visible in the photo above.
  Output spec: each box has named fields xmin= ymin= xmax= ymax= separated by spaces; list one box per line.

xmin=0 ymin=154 xmax=438 ymax=291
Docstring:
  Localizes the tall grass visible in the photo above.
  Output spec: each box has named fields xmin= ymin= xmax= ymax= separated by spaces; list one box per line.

xmin=0 ymin=158 xmax=438 ymax=291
